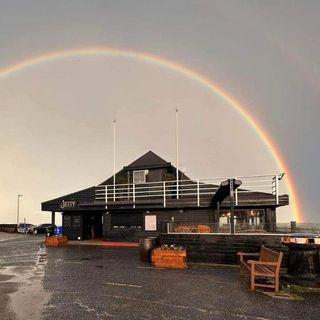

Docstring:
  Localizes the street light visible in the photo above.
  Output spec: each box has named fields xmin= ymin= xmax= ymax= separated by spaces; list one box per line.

xmin=17 ymin=194 xmax=23 ymax=226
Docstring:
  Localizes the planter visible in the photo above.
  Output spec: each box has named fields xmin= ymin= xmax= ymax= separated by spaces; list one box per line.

xmin=151 ymin=249 xmax=187 ymax=269
xmin=45 ymin=235 xmax=68 ymax=247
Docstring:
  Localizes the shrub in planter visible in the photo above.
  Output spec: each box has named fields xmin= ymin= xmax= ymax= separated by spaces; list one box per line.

xmin=152 ymin=244 xmax=187 ymax=269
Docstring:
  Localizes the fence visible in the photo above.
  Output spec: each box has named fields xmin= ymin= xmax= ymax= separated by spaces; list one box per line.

xmin=168 ymin=222 xmax=320 ymax=235
xmin=0 ymin=224 xmax=17 ymax=233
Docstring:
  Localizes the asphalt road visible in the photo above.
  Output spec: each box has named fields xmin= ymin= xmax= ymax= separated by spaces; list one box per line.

xmin=1 ymin=234 xmax=320 ymax=320
xmin=43 ymin=245 xmax=320 ymax=320
xmin=0 ymin=232 xmax=46 ymax=320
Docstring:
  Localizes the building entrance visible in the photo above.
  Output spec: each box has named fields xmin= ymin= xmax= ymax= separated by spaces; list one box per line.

xmin=82 ymin=213 xmax=103 ymax=240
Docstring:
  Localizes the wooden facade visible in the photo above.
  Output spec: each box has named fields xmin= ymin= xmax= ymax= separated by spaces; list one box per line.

xmin=41 ymin=151 xmax=289 ymax=241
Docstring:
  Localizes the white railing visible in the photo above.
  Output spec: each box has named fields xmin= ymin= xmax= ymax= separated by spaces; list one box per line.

xmin=94 ymin=174 xmax=284 ymax=207
xmin=235 ymin=174 xmax=282 ymax=205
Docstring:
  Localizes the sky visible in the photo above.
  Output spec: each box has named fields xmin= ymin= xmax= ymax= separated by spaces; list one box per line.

xmin=0 ymin=1 xmax=319 ymax=224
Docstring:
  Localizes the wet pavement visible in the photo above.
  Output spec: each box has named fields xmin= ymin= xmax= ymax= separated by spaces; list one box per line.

xmin=1 ymin=233 xmax=320 ymax=320
xmin=0 ymin=232 xmax=48 ymax=320
xmin=43 ymin=245 xmax=320 ymax=320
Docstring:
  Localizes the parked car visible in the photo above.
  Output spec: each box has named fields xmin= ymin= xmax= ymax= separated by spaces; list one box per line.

xmin=26 ymin=225 xmax=37 ymax=234
xmin=33 ymin=224 xmax=57 ymax=235
xmin=17 ymin=223 xmax=33 ymax=233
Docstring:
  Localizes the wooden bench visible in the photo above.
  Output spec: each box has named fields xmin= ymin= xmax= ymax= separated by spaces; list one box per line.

xmin=238 ymin=245 xmax=283 ymax=292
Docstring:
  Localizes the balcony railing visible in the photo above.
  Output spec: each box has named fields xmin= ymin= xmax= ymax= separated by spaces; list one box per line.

xmin=95 ymin=174 xmax=284 ymax=208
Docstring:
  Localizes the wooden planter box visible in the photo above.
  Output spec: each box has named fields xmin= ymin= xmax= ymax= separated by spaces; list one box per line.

xmin=151 ymin=249 xmax=187 ymax=269
xmin=45 ymin=235 xmax=68 ymax=247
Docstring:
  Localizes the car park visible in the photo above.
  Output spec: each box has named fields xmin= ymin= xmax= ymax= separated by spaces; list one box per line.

xmin=26 ymin=225 xmax=37 ymax=234
xmin=17 ymin=223 xmax=33 ymax=233
xmin=33 ymin=224 xmax=57 ymax=235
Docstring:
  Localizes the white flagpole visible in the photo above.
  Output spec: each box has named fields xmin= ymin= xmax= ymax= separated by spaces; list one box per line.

xmin=113 ymin=120 xmax=116 ymax=201
xmin=176 ymin=109 xmax=179 ymax=199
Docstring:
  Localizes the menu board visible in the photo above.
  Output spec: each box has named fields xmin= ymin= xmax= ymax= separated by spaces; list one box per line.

xmin=145 ymin=215 xmax=157 ymax=231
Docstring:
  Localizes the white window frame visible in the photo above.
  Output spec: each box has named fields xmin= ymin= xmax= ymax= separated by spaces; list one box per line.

xmin=133 ymin=170 xmax=148 ymax=183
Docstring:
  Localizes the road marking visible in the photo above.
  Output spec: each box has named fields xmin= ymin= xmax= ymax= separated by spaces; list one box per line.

xmin=36 ymin=246 xmax=47 ymax=266
xmin=101 ymin=294 xmax=275 ymax=319
xmin=231 ymin=314 xmax=274 ymax=320
xmin=101 ymin=294 xmax=210 ymax=313
xmin=138 ymin=266 xmax=165 ymax=270
xmin=74 ymin=301 xmax=116 ymax=318
xmin=105 ymin=282 xmax=142 ymax=288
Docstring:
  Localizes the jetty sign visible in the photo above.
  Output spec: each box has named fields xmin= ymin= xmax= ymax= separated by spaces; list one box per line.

xmin=60 ymin=200 xmax=76 ymax=209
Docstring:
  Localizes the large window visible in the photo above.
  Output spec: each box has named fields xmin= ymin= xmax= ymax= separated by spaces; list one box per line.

xmin=219 ymin=209 xmax=265 ymax=231
xmin=133 ymin=170 xmax=148 ymax=183
xmin=111 ymin=212 xmax=143 ymax=229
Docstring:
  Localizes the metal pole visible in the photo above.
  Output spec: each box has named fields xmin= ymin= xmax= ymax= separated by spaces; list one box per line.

xmin=275 ymin=174 xmax=279 ymax=205
xmin=163 ymin=182 xmax=166 ymax=207
xmin=113 ymin=120 xmax=116 ymax=201
xmin=17 ymin=194 xmax=22 ymax=226
xmin=133 ymin=184 xmax=135 ymax=208
xmin=106 ymin=185 xmax=108 ymax=209
xmin=197 ymin=180 xmax=200 ymax=206
xmin=175 ymin=109 xmax=179 ymax=199
xmin=235 ymin=177 xmax=238 ymax=205
xmin=229 ymin=179 xmax=235 ymax=235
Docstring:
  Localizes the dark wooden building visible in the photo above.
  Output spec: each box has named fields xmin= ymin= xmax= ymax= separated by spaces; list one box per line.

xmin=42 ymin=151 xmax=289 ymax=241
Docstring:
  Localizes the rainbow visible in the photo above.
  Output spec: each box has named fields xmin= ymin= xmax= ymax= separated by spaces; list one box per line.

xmin=0 ymin=47 xmax=302 ymax=221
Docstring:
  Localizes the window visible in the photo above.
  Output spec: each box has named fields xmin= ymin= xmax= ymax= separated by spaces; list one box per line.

xmin=133 ymin=170 xmax=148 ymax=183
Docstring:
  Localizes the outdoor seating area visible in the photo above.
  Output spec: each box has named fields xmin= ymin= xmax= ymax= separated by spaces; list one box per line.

xmin=238 ymin=245 xmax=283 ymax=292
xmin=139 ymin=235 xmax=320 ymax=300
xmin=42 ymin=242 xmax=320 ymax=320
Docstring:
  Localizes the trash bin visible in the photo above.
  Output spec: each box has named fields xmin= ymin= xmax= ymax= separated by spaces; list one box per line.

xmin=147 ymin=236 xmax=160 ymax=248
xmin=55 ymin=226 xmax=63 ymax=236
xmin=139 ymin=238 xmax=155 ymax=263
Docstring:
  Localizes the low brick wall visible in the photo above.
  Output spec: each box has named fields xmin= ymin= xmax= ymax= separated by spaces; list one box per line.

xmin=159 ymin=233 xmax=288 ymax=266
xmin=0 ymin=224 xmax=17 ymax=233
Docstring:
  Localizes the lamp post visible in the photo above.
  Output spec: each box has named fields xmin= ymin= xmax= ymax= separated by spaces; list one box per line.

xmin=17 ymin=194 xmax=23 ymax=226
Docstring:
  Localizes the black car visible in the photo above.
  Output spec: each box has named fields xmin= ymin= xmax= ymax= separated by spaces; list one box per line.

xmin=33 ymin=224 xmax=57 ymax=235
xmin=26 ymin=225 xmax=37 ymax=234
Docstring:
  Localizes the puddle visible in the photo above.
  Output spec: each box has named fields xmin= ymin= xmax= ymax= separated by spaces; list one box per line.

xmin=0 ymin=245 xmax=52 ymax=320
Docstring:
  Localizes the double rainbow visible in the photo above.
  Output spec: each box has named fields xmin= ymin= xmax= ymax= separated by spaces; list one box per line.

xmin=0 ymin=47 xmax=302 ymax=221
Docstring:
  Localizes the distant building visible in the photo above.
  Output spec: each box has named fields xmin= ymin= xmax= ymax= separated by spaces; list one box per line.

xmin=42 ymin=151 xmax=289 ymax=241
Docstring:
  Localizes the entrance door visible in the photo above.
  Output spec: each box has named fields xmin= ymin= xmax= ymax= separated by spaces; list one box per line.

xmin=82 ymin=213 xmax=103 ymax=240
xmin=63 ymin=214 xmax=82 ymax=240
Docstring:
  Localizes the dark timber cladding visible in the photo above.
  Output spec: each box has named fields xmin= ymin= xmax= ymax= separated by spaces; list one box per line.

xmin=41 ymin=151 xmax=289 ymax=241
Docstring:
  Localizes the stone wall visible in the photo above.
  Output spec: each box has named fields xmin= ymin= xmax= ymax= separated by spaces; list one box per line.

xmin=159 ymin=233 xmax=288 ymax=265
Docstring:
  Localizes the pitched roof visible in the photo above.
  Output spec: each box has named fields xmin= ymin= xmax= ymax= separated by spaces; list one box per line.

xmin=123 ymin=151 xmax=171 ymax=170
